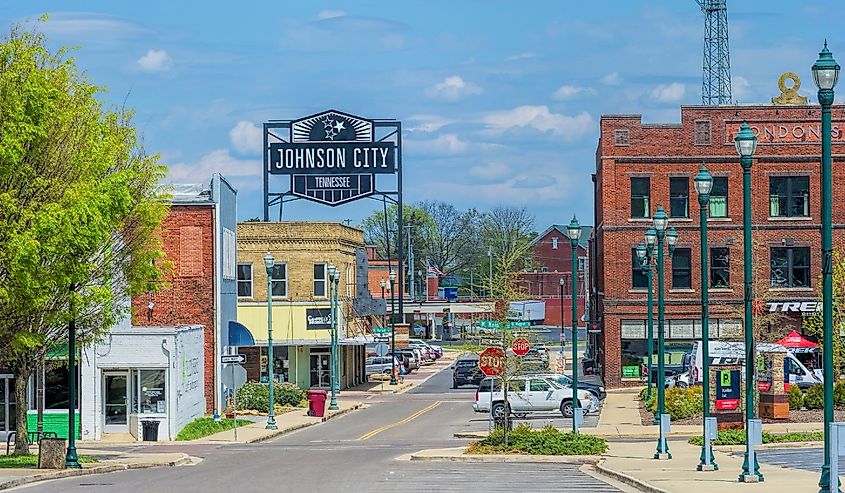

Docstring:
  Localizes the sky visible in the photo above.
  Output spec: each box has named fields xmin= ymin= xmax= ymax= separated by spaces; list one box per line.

xmin=1 ymin=1 xmax=844 ymax=229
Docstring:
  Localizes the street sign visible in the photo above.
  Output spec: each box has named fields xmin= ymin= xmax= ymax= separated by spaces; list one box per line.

xmin=374 ymin=342 xmax=389 ymax=357
xmin=479 ymin=347 xmax=506 ymax=376
xmin=222 ymin=364 xmax=247 ymax=390
xmin=374 ymin=336 xmax=390 ymax=343
xmin=222 ymin=354 xmax=246 ymax=365
xmin=509 ymin=321 xmax=531 ymax=328
xmin=512 ymin=338 xmax=530 ymax=356
xmin=479 ymin=338 xmax=504 ymax=347
xmin=478 ymin=320 xmax=502 ymax=330
xmin=373 ymin=326 xmax=390 ymax=334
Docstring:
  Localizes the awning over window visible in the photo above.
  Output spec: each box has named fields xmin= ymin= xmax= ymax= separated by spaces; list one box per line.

xmin=228 ymin=321 xmax=256 ymax=346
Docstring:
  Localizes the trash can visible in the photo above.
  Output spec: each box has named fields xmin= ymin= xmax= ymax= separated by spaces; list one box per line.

xmin=306 ymin=389 xmax=328 ymax=417
xmin=141 ymin=420 xmax=160 ymax=441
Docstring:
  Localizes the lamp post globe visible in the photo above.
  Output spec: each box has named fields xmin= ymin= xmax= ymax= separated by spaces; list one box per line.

xmin=734 ymin=121 xmax=757 ymax=159
xmin=812 ymin=41 xmax=839 ymax=493
xmin=636 ymin=242 xmax=647 ymax=261
xmin=694 ymin=164 xmax=714 ymax=199
xmin=264 ymin=252 xmax=277 ymax=430
xmin=645 ymin=227 xmax=657 ymax=246
xmin=666 ymin=227 xmax=678 ymax=252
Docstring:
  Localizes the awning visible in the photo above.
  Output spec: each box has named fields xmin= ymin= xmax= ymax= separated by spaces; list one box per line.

xmin=228 ymin=321 xmax=256 ymax=346
xmin=774 ymin=330 xmax=819 ymax=350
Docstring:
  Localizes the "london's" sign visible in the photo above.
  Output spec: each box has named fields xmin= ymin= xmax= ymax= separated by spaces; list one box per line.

xmin=725 ymin=120 xmax=844 ymax=145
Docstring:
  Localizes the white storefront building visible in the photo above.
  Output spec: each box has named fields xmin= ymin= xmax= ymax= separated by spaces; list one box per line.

xmin=80 ymin=325 xmax=205 ymax=441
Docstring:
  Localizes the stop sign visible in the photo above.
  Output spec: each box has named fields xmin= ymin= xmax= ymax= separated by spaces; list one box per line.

xmin=512 ymin=338 xmax=530 ymax=356
xmin=479 ymin=347 xmax=506 ymax=376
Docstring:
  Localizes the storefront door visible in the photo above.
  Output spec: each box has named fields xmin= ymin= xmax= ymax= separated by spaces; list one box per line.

xmin=103 ymin=372 xmax=129 ymax=433
xmin=309 ymin=351 xmax=330 ymax=388
xmin=0 ymin=375 xmax=14 ymax=433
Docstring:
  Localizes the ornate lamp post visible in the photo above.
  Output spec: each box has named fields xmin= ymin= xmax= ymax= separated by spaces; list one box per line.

xmin=694 ymin=164 xmax=717 ymax=471
xmin=328 ymin=265 xmax=340 ymax=411
xmin=64 ymin=285 xmax=81 ymax=469
xmin=559 ymin=277 xmax=566 ymax=359
xmin=389 ymin=270 xmax=397 ymax=385
xmin=734 ymin=121 xmax=760 ymax=481
xmin=652 ymin=207 xmax=676 ymax=460
xmin=640 ymin=227 xmax=658 ymax=404
xmin=812 ymin=41 xmax=840 ymax=493
xmin=264 ymin=252 xmax=278 ymax=430
xmin=567 ymin=216 xmax=582 ymax=434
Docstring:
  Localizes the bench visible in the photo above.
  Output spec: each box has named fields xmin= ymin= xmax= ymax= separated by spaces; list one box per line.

xmin=6 ymin=431 xmax=58 ymax=455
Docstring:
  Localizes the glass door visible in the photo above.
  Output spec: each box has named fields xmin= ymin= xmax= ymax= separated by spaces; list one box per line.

xmin=309 ymin=351 xmax=331 ymax=388
xmin=0 ymin=375 xmax=13 ymax=433
xmin=103 ymin=372 xmax=129 ymax=433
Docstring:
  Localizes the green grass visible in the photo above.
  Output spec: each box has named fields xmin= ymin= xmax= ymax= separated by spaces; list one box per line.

xmin=688 ymin=429 xmax=824 ymax=446
xmin=0 ymin=454 xmax=97 ymax=468
xmin=175 ymin=417 xmax=252 ymax=441
xmin=467 ymin=423 xmax=608 ymax=456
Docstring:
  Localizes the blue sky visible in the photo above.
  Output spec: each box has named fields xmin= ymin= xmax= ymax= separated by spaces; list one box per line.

xmin=2 ymin=1 xmax=843 ymax=229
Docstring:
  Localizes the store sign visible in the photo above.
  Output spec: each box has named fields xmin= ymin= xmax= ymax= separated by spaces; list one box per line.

xmin=766 ymin=301 xmax=822 ymax=315
xmin=715 ymin=369 xmax=741 ymax=410
xmin=269 ymin=110 xmax=397 ymax=206
xmin=306 ymin=308 xmax=332 ymax=330
xmin=725 ymin=120 xmax=844 ymax=145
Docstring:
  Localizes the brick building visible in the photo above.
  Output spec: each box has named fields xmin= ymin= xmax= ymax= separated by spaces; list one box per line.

xmin=593 ymin=96 xmax=845 ymax=388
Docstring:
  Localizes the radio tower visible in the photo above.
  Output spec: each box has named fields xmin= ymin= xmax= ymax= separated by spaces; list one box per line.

xmin=695 ymin=0 xmax=732 ymax=104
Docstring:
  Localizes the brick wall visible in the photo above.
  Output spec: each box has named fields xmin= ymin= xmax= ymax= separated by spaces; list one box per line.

xmin=595 ymin=104 xmax=845 ymax=388
xmin=132 ymin=205 xmax=216 ymax=412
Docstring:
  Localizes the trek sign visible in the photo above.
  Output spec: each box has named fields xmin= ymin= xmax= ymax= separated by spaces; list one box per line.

xmin=269 ymin=110 xmax=398 ymax=206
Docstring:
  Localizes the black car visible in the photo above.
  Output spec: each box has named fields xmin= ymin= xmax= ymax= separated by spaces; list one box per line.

xmin=452 ymin=357 xmax=484 ymax=389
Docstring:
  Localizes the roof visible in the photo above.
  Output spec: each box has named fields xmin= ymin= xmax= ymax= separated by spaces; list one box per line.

xmin=169 ymin=183 xmax=213 ymax=204
xmin=531 ymin=224 xmax=592 ymax=249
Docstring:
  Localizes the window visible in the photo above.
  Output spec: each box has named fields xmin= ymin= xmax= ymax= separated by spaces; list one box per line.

xmin=551 ymin=237 xmax=558 ymax=250
xmin=632 ymin=249 xmax=648 ymax=289
xmin=771 ymin=247 xmax=810 ymax=288
xmin=694 ymin=120 xmax=712 ymax=145
xmin=614 ymin=129 xmax=630 ymax=146
xmin=672 ymin=248 xmax=691 ymax=289
xmin=631 ymin=177 xmax=650 ymax=218
xmin=508 ymin=379 xmax=527 ymax=392
xmin=530 ymin=379 xmax=551 ymax=392
xmin=710 ymin=177 xmax=728 ymax=218
xmin=710 ymin=247 xmax=730 ymax=288
xmin=313 ymin=263 xmax=327 ymax=297
xmin=271 ymin=263 xmax=287 ymax=297
xmin=770 ymin=176 xmax=809 ymax=217
xmin=237 ymin=264 xmax=252 ymax=297
xmin=33 ymin=366 xmax=79 ymax=410
xmin=138 ymin=369 xmax=166 ymax=414
xmin=669 ymin=177 xmax=689 ymax=218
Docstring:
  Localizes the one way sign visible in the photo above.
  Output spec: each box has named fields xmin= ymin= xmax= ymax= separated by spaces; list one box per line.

xmin=222 ymin=354 xmax=246 ymax=365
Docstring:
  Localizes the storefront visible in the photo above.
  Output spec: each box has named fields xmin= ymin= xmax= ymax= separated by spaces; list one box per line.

xmin=0 ymin=374 xmax=13 ymax=434
xmin=80 ymin=325 xmax=205 ymax=441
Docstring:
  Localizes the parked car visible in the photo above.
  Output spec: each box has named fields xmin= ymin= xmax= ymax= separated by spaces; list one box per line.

xmin=473 ymin=376 xmax=593 ymax=419
xmin=528 ymin=373 xmax=607 ymax=401
xmin=452 ymin=356 xmax=484 ymax=388
xmin=409 ymin=342 xmax=436 ymax=362
xmin=395 ymin=349 xmax=420 ymax=371
xmin=365 ymin=356 xmax=400 ymax=376
xmin=666 ymin=371 xmax=690 ymax=389
xmin=410 ymin=339 xmax=442 ymax=359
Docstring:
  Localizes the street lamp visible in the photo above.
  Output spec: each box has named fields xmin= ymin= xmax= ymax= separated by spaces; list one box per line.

xmin=694 ymin=164 xmax=717 ymax=471
xmin=380 ymin=278 xmax=386 ymax=299
xmin=735 ymin=120 xmax=760 ymax=482
xmin=64 ymin=284 xmax=80 ymax=469
xmin=328 ymin=265 xmax=340 ymax=411
xmin=636 ymin=241 xmax=655 ymax=404
xmin=812 ymin=41 xmax=840 ymax=493
xmin=389 ymin=270 xmax=397 ymax=385
xmin=559 ymin=276 xmax=566 ymax=361
xmin=263 ymin=252 xmax=278 ymax=430
xmin=567 ymin=215 xmax=582 ymax=433
xmin=652 ymin=206 xmax=673 ymax=460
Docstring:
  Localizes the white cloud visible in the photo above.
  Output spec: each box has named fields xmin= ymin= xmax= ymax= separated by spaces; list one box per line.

xmin=481 ymin=105 xmax=594 ymax=141
xmin=405 ymin=133 xmax=470 ymax=155
xmin=406 ymin=114 xmax=453 ymax=133
xmin=732 ymin=76 xmax=751 ymax=102
xmin=552 ymin=85 xmax=596 ymax=100
xmin=38 ymin=12 xmax=146 ymax=48
xmin=601 ymin=72 xmax=621 ymax=86
xmin=469 ymin=162 xmax=512 ymax=182
xmin=137 ymin=49 xmax=171 ymax=72
xmin=651 ymin=82 xmax=686 ymax=103
xmin=317 ymin=10 xmax=346 ymax=19
xmin=229 ymin=121 xmax=263 ymax=155
xmin=167 ymin=149 xmax=261 ymax=189
xmin=505 ymin=52 xmax=537 ymax=62
xmin=426 ymin=76 xmax=483 ymax=101
xmin=513 ymin=174 xmax=556 ymax=189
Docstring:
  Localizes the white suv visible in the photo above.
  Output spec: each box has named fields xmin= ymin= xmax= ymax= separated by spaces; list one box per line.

xmin=473 ymin=376 xmax=593 ymax=419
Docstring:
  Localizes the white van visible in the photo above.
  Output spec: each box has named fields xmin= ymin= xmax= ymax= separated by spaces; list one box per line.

xmin=690 ymin=341 xmax=820 ymax=391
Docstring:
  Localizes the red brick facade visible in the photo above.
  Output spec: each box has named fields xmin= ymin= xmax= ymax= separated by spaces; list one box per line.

xmin=594 ymin=104 xmax=845 ymax=388
xmin=132 ymin=205 xmax=216 ymax=412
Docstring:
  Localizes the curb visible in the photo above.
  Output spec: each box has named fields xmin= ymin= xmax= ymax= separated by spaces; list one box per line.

xmin=409 ymin=450 xmax=599 ymax=465
xmin=712 ymin=440 xmax=822 ymax=452
xmin=246 ymin=404 xmax=361 ymax=444
xmin=594 ymin=459 xmax=669 ymax=493
xmin=0 ymin=454 xmax=191 ymax=491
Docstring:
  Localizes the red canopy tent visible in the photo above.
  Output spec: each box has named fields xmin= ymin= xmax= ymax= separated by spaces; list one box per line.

xmin=775 ymin=330 xmax=819 ymax=353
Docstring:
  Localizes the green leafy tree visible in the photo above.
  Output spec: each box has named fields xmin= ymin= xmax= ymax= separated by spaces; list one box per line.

xmin=417 ymin=200 xmax=482 ymax=277
xmin=0 ymin=23 xmax=169 ymax=453
xmin=479 ymin=206 xmax=536 ymax=297
xmin=359 ymin=203 xmax=433 ymax=275
xmin=803 ymin=249 xmax=845 ymax=376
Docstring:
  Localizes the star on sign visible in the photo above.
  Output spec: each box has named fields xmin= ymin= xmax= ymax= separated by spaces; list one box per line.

xmin=333 ymin=120 xmax=345 ymax=133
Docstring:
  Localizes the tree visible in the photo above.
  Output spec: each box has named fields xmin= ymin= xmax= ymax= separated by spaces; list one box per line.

xmin=359 ymin=203 xmax=433 ymax=274
xmin=479 ymin=206 xmax=536 ymax=297
xmin=0 ymin=24 xmax=168 ymax=454
xmin=803 ymin=249 xmax=845 ymax=376
xmin=417 ymin=200 xmax=481 ymax=277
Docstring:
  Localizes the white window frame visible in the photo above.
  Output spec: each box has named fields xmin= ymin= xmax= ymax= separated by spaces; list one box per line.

xmin=314 ymin=263 xmax=327 ymax=298
xmin=237 ymin=263 xmax=253 ymax=298
xmin=271 ymin=263 xmax=288 ymax=298
xmin=551 ymin=237 xmax=558 ymax=250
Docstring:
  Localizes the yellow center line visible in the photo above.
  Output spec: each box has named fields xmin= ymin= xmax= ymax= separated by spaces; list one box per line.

xmin=358 ymin=401 xmax=442 ymax=440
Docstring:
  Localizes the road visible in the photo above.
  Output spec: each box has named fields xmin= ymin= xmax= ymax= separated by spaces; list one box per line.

xmin=750 ymin=448 xmax=843 ymax=473
xmin=17 ymin=361 xmax=617 ymax=493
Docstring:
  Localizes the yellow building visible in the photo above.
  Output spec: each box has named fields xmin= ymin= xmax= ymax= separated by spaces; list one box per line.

xmin=236 ymin=222 xmax=370 ymax=390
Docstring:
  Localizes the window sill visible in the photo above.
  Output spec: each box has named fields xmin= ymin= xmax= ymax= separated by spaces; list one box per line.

xmin=669 ymin=218 xmax=692 ymax=222
xmin=628 ymin=218 xmax=651 ymax=222
xmin=708 ymin=217 xmax=732 ymax=222
xmin=669 ymin=289 xmax=695 ymax=293
xmin=768 ymin=216 xmax=813 ymax=221
xmin=628 ymin=289 xmax=648 ymax=293
xmin=709 ymin=288 xmax=734 ymax=293
xmin=768 ymin=287 xmax=814 ymax=293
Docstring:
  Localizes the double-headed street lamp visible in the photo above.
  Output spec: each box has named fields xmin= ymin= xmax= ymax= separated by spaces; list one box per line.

xmin=734 ymin=120 xmax=760 ymax=482
xmin=567 ymin=216 xmax=583 ymax=434
xmin=651 ymin=206 xmax=677 ymax=460
xmin=263 ymin=252 xmax=278 ymax=430
xmin=694 ymin=164 xmax=717 ymax=471
xmin=328 ymin=265 xmax=340 ymax=411
xmin=812 ymin=41 xmax=840 ymax=493
xmin=636 ymin=228 xmax=658 ymax=405
xmin=389 ymin=270 xmax=398 ymax=385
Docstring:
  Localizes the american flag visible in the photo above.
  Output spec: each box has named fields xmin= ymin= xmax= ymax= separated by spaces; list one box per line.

xmin=426 ymin=260 xmax=445 ymax=277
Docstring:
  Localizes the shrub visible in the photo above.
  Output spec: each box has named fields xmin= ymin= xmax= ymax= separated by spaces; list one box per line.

xmin=804 ymin=383 xmax=824 ymax=410
xmin=834 ymin=380 xmax=845 ymax=407
xmin=176 ymin=417 xmax=251 ymax=441
xmin=689 ymin=429 xmax=823 ymax=446
xmin=236 ymin=381 xmax=307 ymax=412
xmin=277 ymin=382 xmax=306 ymax=407
xmin=645 ymin=386 xmax=702 ymax=420
xmin=788 ymin=384 xmax=804 ymax=410
xmin=471 ymin=424 xmax=608 ymax=456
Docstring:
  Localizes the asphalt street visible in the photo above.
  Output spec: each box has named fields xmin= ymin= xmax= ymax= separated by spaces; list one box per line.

xmin=17 ymin=360 xmax=616 ymax=493
xmin=749 ymin=448 xmax=839 ymax=473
